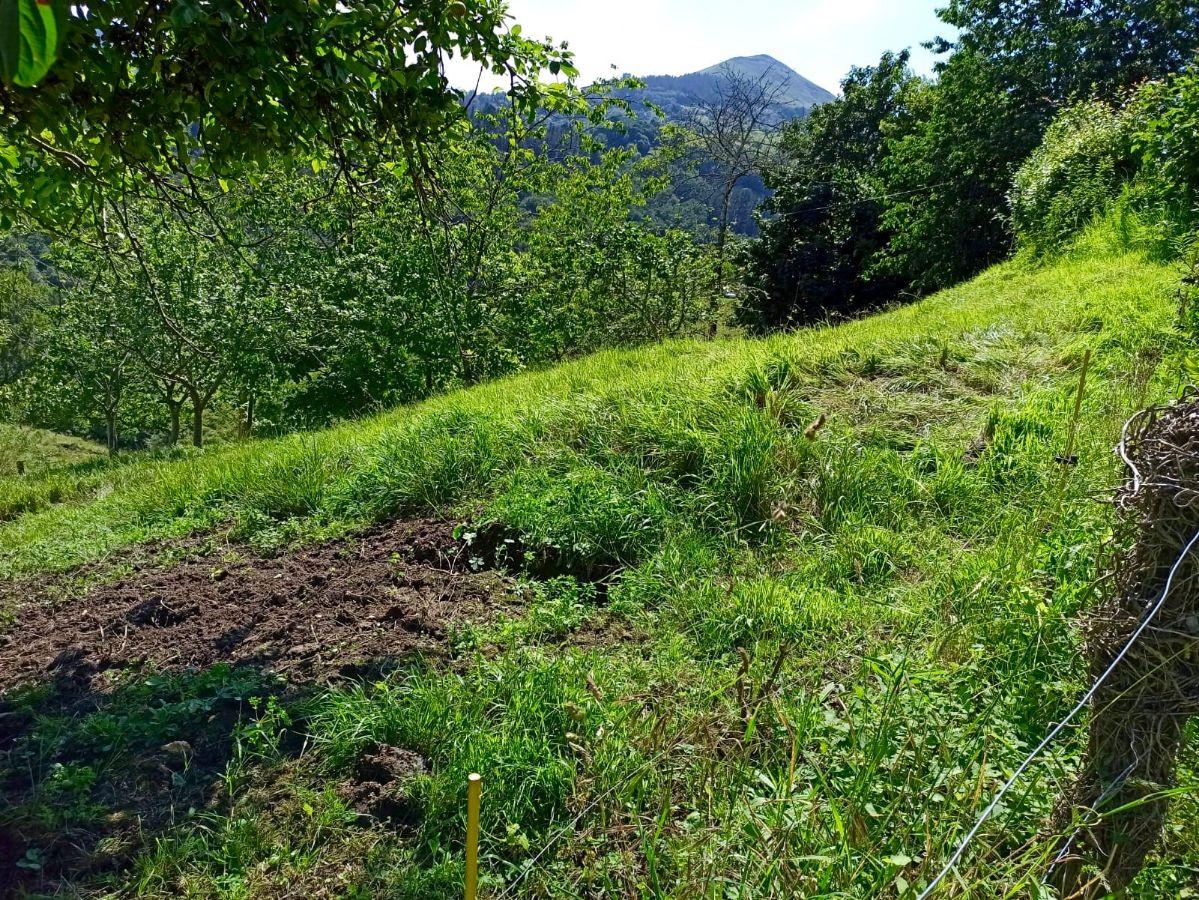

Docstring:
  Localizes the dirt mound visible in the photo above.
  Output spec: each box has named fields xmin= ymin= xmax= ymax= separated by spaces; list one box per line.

xmin=338 ymin=744 xmax=429 ymax=826
xmin=0 ymin=518 xmax=521 ymax=693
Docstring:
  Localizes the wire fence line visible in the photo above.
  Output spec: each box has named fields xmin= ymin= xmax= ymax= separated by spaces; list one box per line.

xmin=498 ymin=384 xmax=1193 ymax=899
xmin=490 ymin=524 xmax=1199 ymax=900
xmin=916 ymin=527 xmax=1199 ymax=899
xmin=493 ymin=665 xmax=754 ymax=899
xmin=767 ymin=180 xmax=956 ymax=219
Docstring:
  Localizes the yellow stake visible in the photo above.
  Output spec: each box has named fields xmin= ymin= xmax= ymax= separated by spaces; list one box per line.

xmin=465 ymin=773 xmax=482 ymax=900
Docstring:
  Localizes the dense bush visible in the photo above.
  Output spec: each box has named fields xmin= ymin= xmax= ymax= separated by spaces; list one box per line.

xmin=1131 ymin=65 xmax=1199 ymax=239
xmin=1010 ymin=101 xmax=1137 ymax=254
xmin=1011 ymin=64 xmax=1199 ymax=255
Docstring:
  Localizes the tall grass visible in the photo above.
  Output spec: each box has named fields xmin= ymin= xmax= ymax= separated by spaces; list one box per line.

xmin=3 ymin=233 xmax=1197 ymax=897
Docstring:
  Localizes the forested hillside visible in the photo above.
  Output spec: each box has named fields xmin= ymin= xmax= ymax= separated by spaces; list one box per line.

xmin=0 ymin=1 xmax=1198 ymax=897
xmin=469 ymin=54 xmax=833 ymax=239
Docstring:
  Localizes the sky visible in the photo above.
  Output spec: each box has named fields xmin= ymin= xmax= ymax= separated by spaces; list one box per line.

xmin=445 ymin=0 xmax=953 ymax=96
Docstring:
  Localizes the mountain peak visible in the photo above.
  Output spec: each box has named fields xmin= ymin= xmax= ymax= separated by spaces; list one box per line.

xmin=696 ymin=55 xmax=835 ymax=107
xmin=629 ymin=56 xmax=835 ymax=116
xmin=700 ymin=54 xmax=789 ymax=73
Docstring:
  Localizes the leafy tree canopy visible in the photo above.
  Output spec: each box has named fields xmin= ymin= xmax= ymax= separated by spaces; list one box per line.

xmin=936 ymin=0 xmax=1199 ymax=104
xmin=743 ymin=51 xmax=921 ymax=328
xmin=0 ymin=0 xmax=577 ymax=233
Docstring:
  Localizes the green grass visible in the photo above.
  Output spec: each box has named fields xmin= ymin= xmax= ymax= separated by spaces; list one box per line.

xmin=0 ymin=429 xmax=206 ymax=530
xmin=0 ymin=423 xmax=107 ymax=475
xmin=3 ymin=233 xmax=1198 ymax=897
xmin=0 ymin=424 xmax=112 ymax=520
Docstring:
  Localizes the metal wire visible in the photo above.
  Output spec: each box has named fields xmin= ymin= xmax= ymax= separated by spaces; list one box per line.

xmin=916 ymin=527 xmax=1199 ymax=899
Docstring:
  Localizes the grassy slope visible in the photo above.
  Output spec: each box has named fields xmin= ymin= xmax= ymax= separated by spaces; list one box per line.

xmin=0 ymin=423 xmax=107 ymax=475
xmin=3 ymin=238 xmax=1197 ymax=897
xmin=0 ymin=424 xmax=113 ymax=528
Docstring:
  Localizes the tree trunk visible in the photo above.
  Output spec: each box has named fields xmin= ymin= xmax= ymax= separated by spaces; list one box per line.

xmin=240 ymin=390 xmax=256 ymax=439
xmin=106 ymin=411 xmax=118 ymax=456
xmin=709 ymin=180 xmax=736 ymax=338
xmin=190 ymin=395 xmax=206 ymax=448
xmin=167 ymin=399 xmax=183 ymax=446
xmin=246 ymin=391 xmax=256 ymax=437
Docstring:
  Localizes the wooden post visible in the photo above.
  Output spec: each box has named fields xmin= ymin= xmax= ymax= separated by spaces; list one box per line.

xmin=465 ymin=773 xmax=482 ymax=900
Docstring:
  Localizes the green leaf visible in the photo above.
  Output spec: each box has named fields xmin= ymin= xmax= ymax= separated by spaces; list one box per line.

xmin=0 ymin=0 xmax=60 ymax=87
xmin=0 ymin=0 xmax=18 ymax=82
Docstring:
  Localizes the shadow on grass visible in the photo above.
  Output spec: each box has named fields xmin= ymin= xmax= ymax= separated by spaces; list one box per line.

xmin=0 ymin=663 xmax=310 ymax=895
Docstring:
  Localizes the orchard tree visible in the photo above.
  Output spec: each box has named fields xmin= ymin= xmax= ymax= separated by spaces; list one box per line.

xmin=121 ymin=214 xmax=293 ymax=447
xmin=0 ymin=265 xmax=48 ymax=394
xmin=35 ymin=292 xmax=136 ymax=453
xmin=519 ymin=150 xmax=718 ymax=353
xmin=48 ymin=195 xmax=299 ymax=447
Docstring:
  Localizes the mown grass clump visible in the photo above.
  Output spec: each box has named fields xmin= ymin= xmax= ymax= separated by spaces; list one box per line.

xmin=2 ymin=234 xmax=1197 ymax=896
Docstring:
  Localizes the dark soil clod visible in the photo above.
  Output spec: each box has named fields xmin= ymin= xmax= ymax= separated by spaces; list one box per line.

xmin=125 ymin=596 xmax=200 ymax=628
xmin=340 ymin=745 xmax=429 ymax=827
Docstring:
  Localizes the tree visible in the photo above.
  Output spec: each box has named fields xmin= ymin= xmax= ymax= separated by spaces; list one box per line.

xmin=935 ymin=0 xmax=1199 ymax=106
xmin=41 ymin=191 xmax=300 ymax=448
xmin=0 ymin=0 xmax=580 ymax=236
xmin=3 ymin=84 xmax=720 ymax=442
xmin=743 ymin=52 xmax=920 ymax=328
xmin=744 ymin=0 xmax=1199 ymax=314
xmin=122 ymin=214 xmax=294 ymax=447
xmin=0 ymin=265 xmax=48 ymax=395
xmin=35 ymin=293 xmax=136 ymax=454
xmin=517 ymin=150 xmax=718 ymax=355
xmin=871 ymin=49 xmax=1030 ymax=293
xmin=669 ymin=65 xmax=787 ymax=331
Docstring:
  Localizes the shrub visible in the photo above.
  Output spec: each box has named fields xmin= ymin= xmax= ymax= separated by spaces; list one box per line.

xmin=1010 ymin=101 xmax=1137 ymax=254
xmin=1011 ymin=63 xmax=1199 ymax=256
xmin=1129 ymin=64 xmax=1199 ymax=240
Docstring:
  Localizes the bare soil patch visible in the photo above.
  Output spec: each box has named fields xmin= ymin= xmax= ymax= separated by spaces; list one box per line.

xmin=0 ymin=518 xmax=521 ymax=694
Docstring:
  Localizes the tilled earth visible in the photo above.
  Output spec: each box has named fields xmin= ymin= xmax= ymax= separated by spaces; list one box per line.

xmin=0 ymin=519 xmax=526 ymax=896
xmin=0 ymin=518 xmax=522 ymax=694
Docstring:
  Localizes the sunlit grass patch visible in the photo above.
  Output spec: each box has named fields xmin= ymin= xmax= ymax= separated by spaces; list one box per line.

xmin=2 ymin=237 xmax=1196 ymax=897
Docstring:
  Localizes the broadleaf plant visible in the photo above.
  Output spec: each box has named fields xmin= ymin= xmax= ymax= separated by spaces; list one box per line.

xmin=0 ymin=0 xmax=60 ymax=87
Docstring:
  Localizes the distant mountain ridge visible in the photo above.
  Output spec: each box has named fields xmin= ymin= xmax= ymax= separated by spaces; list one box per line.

xmin=636 ymin=55 xmax=836 ymax=120
xmin=603 ymin=56 xmax=834 ymax=238
xmin=469 ymin=54 xmax=834 ymax=125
